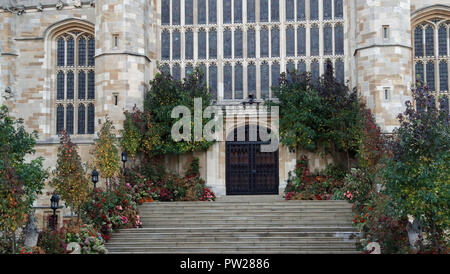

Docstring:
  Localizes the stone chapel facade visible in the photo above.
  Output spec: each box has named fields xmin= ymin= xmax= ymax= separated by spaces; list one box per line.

xmin=0 ymin=0 xmax=449 ymax=227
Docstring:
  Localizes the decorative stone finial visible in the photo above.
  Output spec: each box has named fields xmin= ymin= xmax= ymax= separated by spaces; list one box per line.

xmin=3 ymin=87 xmax=12 ymax=99
xmin=16 ymin=5 xmax=24 ymax=15
xmin=56 ymin=0 xmax=64 ymax=10
xmin=36 ymin=3 xmax=44 ymax=12
xmin=73 ymin=0 xmax=82 ymax=8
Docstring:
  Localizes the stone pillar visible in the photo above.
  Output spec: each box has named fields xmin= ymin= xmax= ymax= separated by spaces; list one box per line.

xmin=0 ymin=11 xmax=17 ymax=109
xmin=354 ymin=0 xmax=413 ymax=133
xmin=95 ymin=0 xmax=158 ymax=131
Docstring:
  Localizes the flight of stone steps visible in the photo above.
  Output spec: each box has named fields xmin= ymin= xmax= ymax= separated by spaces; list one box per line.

xmin=105 ymin=197 xmax=361 ymax=254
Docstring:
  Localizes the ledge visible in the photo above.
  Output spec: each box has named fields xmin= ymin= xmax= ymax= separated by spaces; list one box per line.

xmin=353 ymin=44 xmax=412 ymax=56
xmin=95 ymin=52 xmax=152 ymax=63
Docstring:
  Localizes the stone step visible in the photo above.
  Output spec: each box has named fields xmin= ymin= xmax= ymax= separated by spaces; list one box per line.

xmin=114 ymin=227 xmax=358 ymax=234
xmin=141 ymin=216 xmax=353 ymax=221
xmin=139 ymin=211 xmax=353 ymax=216
xmin=107 ymin=250 xmax=361 ymax=254
xmin=107 ymin=237 xmax=357 ymax=243
xmin=110 ymin=232 xmax=359 ymax=239
xmin=141 ymin=222 xmax=354 ymax=227
xmin=105 ymin=246 xmax=359 ymax=253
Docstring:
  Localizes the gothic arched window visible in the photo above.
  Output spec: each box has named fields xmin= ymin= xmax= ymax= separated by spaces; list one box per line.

xmin=87 ymin=104 xmax=95 ymax=134
xmin=198 ymin=29 xmax=207 ymax=59
xmin=247 ymin=28 xmax=256 ymax=58
xmin=440 ymin=61 xmax=448 ymax=92
xmin=224 ymin=28 xmax=232 ymax=58
xmin=414 ymin=26 xmax=423 ymax=57
xmin=271 ymin=0 xmax=279 ymax=22
xmin=209 ymin=64 xmax=217 ymax=99
xmin=438 ymin=25 xmax=448 ymax=56
xmin=271 ymin=27 xmax=280 ymax=57
xmin=334 ymin=0 xmax=343 ymax=19
xmin=172 ymin=30 xmax=181 ymax=60
xmin=260 ymin=0 xmax=269 ymax=22
xmin=286 ymin=26 xmax=295 ymax=57
xmin=173 ymin=63 xmax=181 ymax=80
xmin=162 ymin=0 xmax=170 ymax=25
xmin=323 ymin=0 xmax=332 ymax=20
xmin=310 ymin=25 xmax=319 ymax=56
xmin=310 ymin=0 xmax=319 ymax=20
xmin=78 ymin=104 xmax=86 ymax=135
xmin=335 ymin=24 xmax=344 ymax=55
xmin=161 ymin=31 xmax=170 ymax=60
xmin=224 ymin=0 xmax=232 ymax=24
xmin=235 ymin=63 xmax=243 ymax=99
xmin=55 ymin=31 xmax=94 ymax=135
xmin=426 ymin=62 xmax=435 ymax=91
xmin=261 ymin=62 xmax=270 ymax=98
xmin=234 ymin=0 xmax=242 ymax=23
xmin=209 ymin=0 xmax=217 ymax=24
xmin=286 ymin=0 xmax=295 ymax=21
xmin=297 ymin=0 xmax=306 ymax=21
xmin=415 ymin=62 xmax=424 ymax=80
xmin=260 ymin=27 xmax=269 ymax=57
xmin=297 ymin=26 xmax=306 ymax=56
xmin=425 ymin=25 xmax=434 ymax=57
xmin=224 ymin=63 xmax=233 ymax=99
xmin=271 ymin=62 xmax=280 ymax=88
xmin=311 ymin=61 xmax=320 ymax=81
xmin=209 ymin=29 xmax=217 ymax=59
xmin=248 ymin=63 xmax=256 ymax=97
xmin=247 ymin=0 xmax=256 ymax=22
xmin=336 ymin=59 xmax=345 ymax=84
xmin=185 ymin=29 xmax=194 ymax=60
xmin=198 ymin=0 xmax=207 ymax=24
xmin=234 ymin=28 xmax=243 ymax=58
xmin=324 ymin=25 xmax=333 ymax=55
xmin=172 ymin=0 xmax=181 ymax=25
xmin=185 ymin=0 xmax=193 ymax=25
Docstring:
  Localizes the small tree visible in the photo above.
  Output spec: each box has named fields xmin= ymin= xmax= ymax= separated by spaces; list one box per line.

xmin=92 ymin=117 xmax=120 ymax=189
xmin=51 ymin=130 xmax=90 ymax=223
xmin=384 ymin=80 xmax=449 ymax=252
xmin=0 ymin=105 xmax=48 ymax=253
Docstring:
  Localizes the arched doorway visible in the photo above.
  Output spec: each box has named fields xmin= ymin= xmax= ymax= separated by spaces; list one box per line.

xmin=226 ymin=125 xmax=279 ymax=195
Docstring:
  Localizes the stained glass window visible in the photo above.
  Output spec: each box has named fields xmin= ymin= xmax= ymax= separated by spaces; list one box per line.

xmin=78 ymin=37 xmax=86 ymax=66
xmin=88 ymin=37 xmax=95 ymax=66
xmin=66 ymin=104 xmax=74 ymax=135
xmin=440 ymin=61 xmax=448 ymax=91
xmin=414 ymin=27 xmax=423 ymax=57
xmin=297 ymin=26 xmax=306 ymax=56
xmin=209 ymin=64 xmax=217 ymax=99
xmin=88 ymin=71 xmax=95 ymax=99
xmin=297 ymin=0 xmax=305 ymax=21
xmin=67 ymin=71 xmax=74 ymax=100
xmin=297 ymin=61 xmax=306 ymax=74
xmin=271 ymin=62 xmax=280 ymax=88
xmin=286 ymin=27 xmax=295 ymax=57
xmin=162 ymin=0 xmax=170 ymax=25
xmin=185 ymin=0 xmax=193 ymax=25
xmin=271 ymin=27 xmax=280 ymax=57
xmin=87 ymin=104 xmax=95 ymax=134
xmin=271 ymin=0 xmax=279 ymax=22
xmin=172 ymin=30 xmax=181 ymax=60
xmin=324 ymin=25 xmax=333 ymax=55
xmin=426 ymin=62 xmax=435 ymax=91
xmin=261 ymin=62 xmax=270 ymax=98
xmin=67 ymin=37 xmax=74 ymax=66
xmin=173 ymin=64 xmax=181 ymax=80
xmin=323 ymin=0 xmax=332 ymax=20
xmin=260 ymin=0 xmax=268 ymax=22
xmin=224 ymin=0 xmax=232 ymax=24
xmin=209 ymin=29 xmax=217 ymax=59
xmin=78 ymin=71 xmax=86 ymax=99
xmin=247 ymin=28 xmax=256 ymax=58
xmin=286 ymin=61 xmax=295 ymax=82
xmin=311 ymin=61 xmax=320 ymax=82
xmin=78 ymin=104 xmax=85 ymax=135
xmin=310 ymin=26 xmax=319 ymax=56
xmin=172 ymin=0 xmax=180 ymax=25
xmin=425 ymin=26 xmax=434 ymax=57
xmin=185 ymin=64 xmax=194 ymax=78
xmin=198 ymin=29 xmax=207 ymax=59
xmin=209 ymin=0 xmax=217 ymax=24
xmin=57 ymin=71 xmax=65 ymax=100
xmin=198 ymin=0 xmax=206 ymax=24
xmin=235 ymin=63 xmax=243 ymax=99
xmin=248 ymin=63 xmax=256 ymax=97
xmin=334 ymin=0 xmax=343 ymax=19
xmin=162 ymin=31 xmax=170 ymax=60
xmin=415 ymin=62 xmax=424 ymax=81
xmin=310 ymin=0 xmax=319 ymax=20
xmin=438 ymin=25 xmax=447 ymax=56
xmin=185 ymin=29 xmax=193 ymax=59
xmin=57 ymin=37 xmax=65 ymax=67
xmin=336 ymin=60 xmax=345 ymax=84
xmin=224 ymin=64 xmax=233 ymax=99
xmin=234 ymin=28 xmax=243 ymax=58
xmin=260 ymin=27 xmax=269 ymax=57
xmin=224 ymin=28 xmax=232 ymax=58
xmin=56 ymin=105 xmax=64 ymax=134
xmin=234 ymin=0 xmax=242 ymax=23
xmin=247 ymin=0 xmax=255 ymax=23
xmin=335 ymin=24 xmax=344 ymax=55
xmin=286 ymin=0 xmax=295 ymax=21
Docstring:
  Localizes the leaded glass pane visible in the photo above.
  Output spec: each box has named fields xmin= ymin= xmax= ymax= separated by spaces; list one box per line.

xmin=172 ymin=30 xmax=181 ymax=60
xmin=87 ymin=104 xmax=95 ymax=134
xmin=88 ymin=37 xmax=95 ymax=66
xmin=334 ymin=0 xmax=343 ymax=19
xmin=209 ymin=0 xmax=217 ymax=23
xmin=271 ymin=0 xmax=279 ymax=22
xmin=261 ymin=63 xmax=270 ymax=98
xmin=66 ymin=104 xmax=74 ymax=135
xmin=57 ymin=105 xmax=64 ymax=134
xmin=248 ymin=63 xmax=256 ymax=97
xmin=78 ymin=37 xmax=86 ymax=66
xmin=297 ymin=61 xmax=306 ymax=74
xmin=415 ymin=62 xmax=424 ymax=81
xmin=310 ymin=0 xmax=318 ymax=20
xmin=185 ymin=64 xmax=194 ymax=78
xmin=323 ymin=0 xmax=332 ymax=20
xmin=224 ymin=29 xmax=232 ymax=58
xmin=57 ymin=37 xmax=65 ymax=67
xmin=324 ymin=25 xmax=333 ymax=55
xmin=271 ymin=62 xmax=280 ymax=88
xmin=224 ymin=64 xmax=233 ymax=99
xmin=260 ymin=0 xmax=268 ymax=22
xmin=198 ymin=0 xmax=206 ymax=24
xmin=297 ymin=0 xmax=305 ymax=21
xmin=57 ymin=71 xmax=65 ymax=100
xmin=425 ymin=26 xmax=434 ymax=57
xmin=67 ymin=71 xmax=74 ymax=100
xmin=260 ymin=28 xmax=269 ymax=57
xmin=286 ymin=27 xmax=295 ymax=57
xmin=297 ymin=27 xmax=306 ymax=56
xmin=247 ymin=0 xmax=255 ymax=23
xmin=336 ymin=60 xmax=345 ymax=84
xmin=235 ymin=64 xmax=243 ymax=99
xmin=310 ymin=26 xmax=319 ymax=56
xmin=67 ymin=37 xmax=74 ymax=66
xmin=162 ymin=0 xmax=170 ymax=25
xmin=172 ymin=0 xmax=180 ymax=25
xmin=286 ymin=61 xmax=295 ymax=82
xmin=224 ymin=1 xmax=232 ymax=24
xmin=78 ymin=104 xmax=86 ymax=135
xmin=185 ymin=30 xmax=193 ymax=59
xmin=78 ymin=71 xmax=86 ymax=99
xmin=311 ymin=61 xmax=319 ymax=82
xmin=173 ymin=64 xmax=181 ymax=80
xmin=234 ymin=28 xmax=243 ymax=58
xmin=160 ymin=64 xmax=170 ymax=75
xmin=414 ymin=27 xmax=423 ymax=57
xmin=247 ymin=28 xmax=256 ymax=58
xmin=209 ymin=64 xmax=217 ymax=99
xmin=198 ymin=30 xmax=207 ymax=59
xmin=438 ymin=25 xmax=448 ymax=56
xmin=162 ymin=31 xmax=170 ymax=60
xmin=286 ymin=0 xmax=295 ymax=21
xmin=271 ymin=27 xmax=280 ymax=57
xmin=88 ymin=71 xmax=95 ymax=99
xmin=209 ymin=29 xmax=217 ymax=59
xmin=439 ymin=61 xmax=448 ymax=91
xmin=426 ymin=62 xmax=435 ymax=91
xmin=185 ymin=0 xmax=193 ymax=24
xmin=335 ymin=25 xmax=344 ymax=55
xmin=234 ymin=0 xmax=242 ymax=23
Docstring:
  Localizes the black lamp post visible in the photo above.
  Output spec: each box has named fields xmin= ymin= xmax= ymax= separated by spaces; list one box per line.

xmin=49 ymin=193 xmax=59 ymax=231
xmin=91 ymin=168 xmax=99 ymax=190
xmin=121 ymin=150 xmax=127 ymax=175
